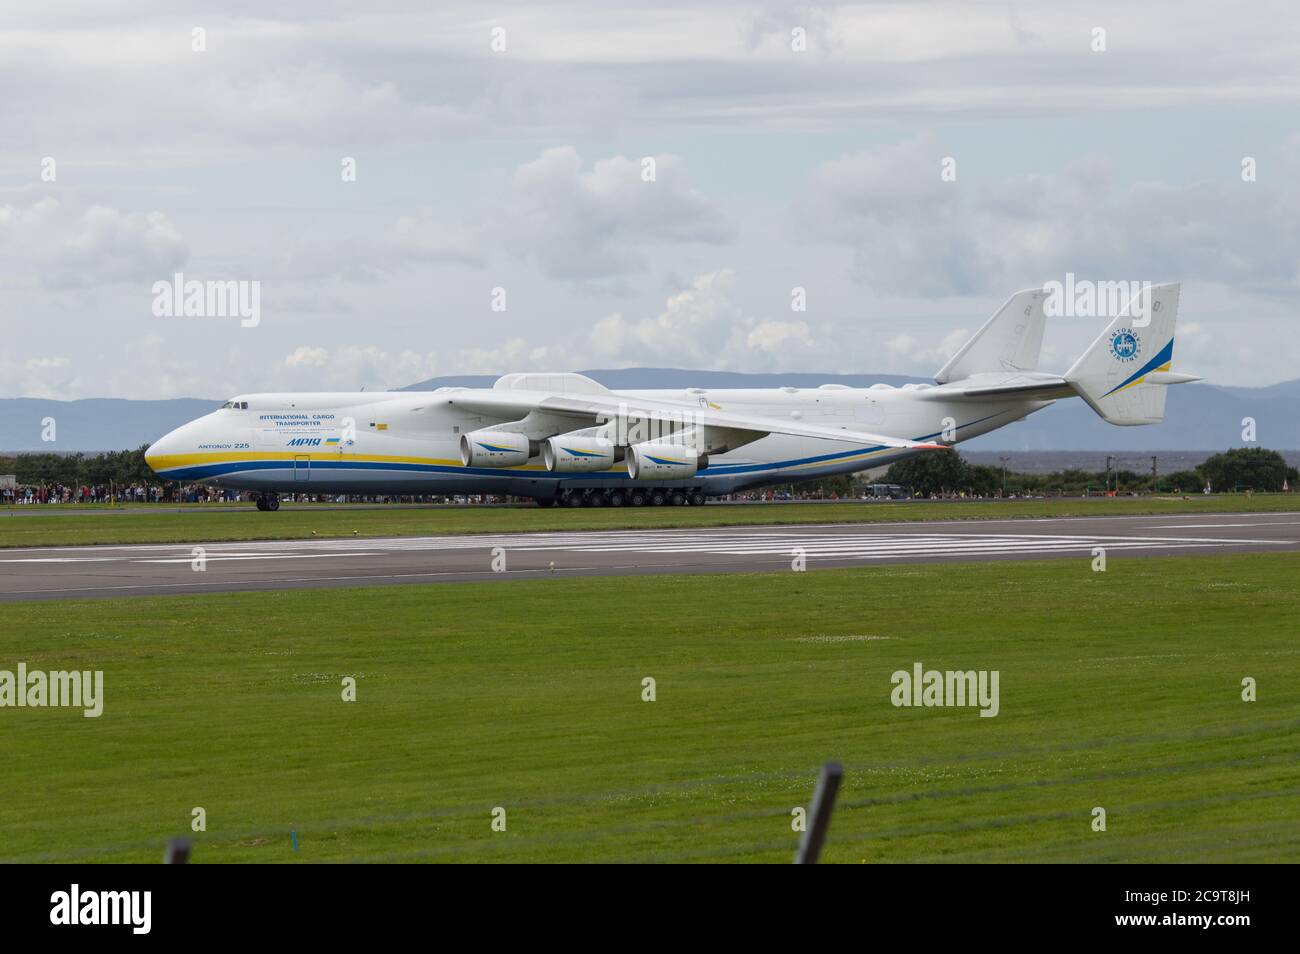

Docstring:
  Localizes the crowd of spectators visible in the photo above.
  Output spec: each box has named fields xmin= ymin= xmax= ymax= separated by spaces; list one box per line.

xmin=0 ymin=482 xmax=505 ymax=505
xmin=0 ymin=483 xmax=235 ymax=505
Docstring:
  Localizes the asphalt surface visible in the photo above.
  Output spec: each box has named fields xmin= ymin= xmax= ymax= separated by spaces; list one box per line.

xmin=1 ymin=511 xmax=1298 ymax=602
xmin=0 ymin=498 xmax=980 ymax=516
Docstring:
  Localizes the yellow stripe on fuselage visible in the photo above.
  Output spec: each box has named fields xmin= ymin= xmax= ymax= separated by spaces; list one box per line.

xmin=147 ymin=441 xmax=915 ymax=478
xmin=145 ymin=450 xmax=614 ymax=474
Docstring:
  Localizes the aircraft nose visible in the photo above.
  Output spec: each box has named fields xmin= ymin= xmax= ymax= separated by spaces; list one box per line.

xmin=144 ymin=429 xmax=181 ymax=475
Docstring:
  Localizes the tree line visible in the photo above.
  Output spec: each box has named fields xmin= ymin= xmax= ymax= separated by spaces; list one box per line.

xmin=882 ymin=447 xmax=1297 ymax=497
xmin=2 ymin=444 xmax=1294 ymax=498
xmin=0 ymin=447 xmax=159 ymax=487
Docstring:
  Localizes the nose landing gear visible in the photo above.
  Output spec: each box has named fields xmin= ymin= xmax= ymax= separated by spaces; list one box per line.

xmin=256 ymin=494 xmax=280 ymax=512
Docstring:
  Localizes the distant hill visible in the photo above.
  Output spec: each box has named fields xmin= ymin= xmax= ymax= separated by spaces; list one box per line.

xmin=3 ymin=370 xmax=1298 ymax=453
xmin=0 ymin=398 xmax=220 ymax=454
xmin=963 ymin=380 xmax=1299 ymax=453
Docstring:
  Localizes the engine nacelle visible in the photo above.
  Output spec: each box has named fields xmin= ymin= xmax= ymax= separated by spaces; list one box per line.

xmin=626 ymin=442 xmax=701 ymax=480
xmin=543 ymin=435 xmax=616 ymax=472
xmin=460 ymin=430 xmax=530 ymax=467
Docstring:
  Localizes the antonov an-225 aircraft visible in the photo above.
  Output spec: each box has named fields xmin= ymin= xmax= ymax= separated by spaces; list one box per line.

xmin=145 ymin=283 xmax=1197 ymax=509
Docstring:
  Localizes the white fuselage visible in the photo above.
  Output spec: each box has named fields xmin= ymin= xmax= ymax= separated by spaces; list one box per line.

xmin=144 ymin=384 xmax=1051 ymax=498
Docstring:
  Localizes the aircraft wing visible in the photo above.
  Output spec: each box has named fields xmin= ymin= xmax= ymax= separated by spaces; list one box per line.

xmin=919 ymin=372 xmax=1075 ymax=401
xmin=442 ymin=388 xmax=947 ymax=452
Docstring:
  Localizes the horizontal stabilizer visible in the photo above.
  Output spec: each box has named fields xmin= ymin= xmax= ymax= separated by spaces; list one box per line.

xmin=922 ymin=372 xmax=1074 ymax=401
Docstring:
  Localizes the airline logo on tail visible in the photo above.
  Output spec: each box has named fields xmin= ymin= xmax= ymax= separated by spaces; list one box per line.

xmin=1110 ymin=329 xmax=1141 ymax=362
xmin=1102 ymin=338 xmax=1175 ymax=397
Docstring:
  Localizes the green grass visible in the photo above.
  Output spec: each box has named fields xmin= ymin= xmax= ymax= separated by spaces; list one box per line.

xmin=1 ymin=493 xmax=1296 ymax=548
xmin=1 ymin=552 xmax=1297 ymax=863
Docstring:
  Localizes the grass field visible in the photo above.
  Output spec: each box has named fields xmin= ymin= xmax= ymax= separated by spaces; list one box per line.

xmin=1 ymin=493 xmax=1296 ymax=549
xmin=1 ymin=552 xmax=1297 ymax=863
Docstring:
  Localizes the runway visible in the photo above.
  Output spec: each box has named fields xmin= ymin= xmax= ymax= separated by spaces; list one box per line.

xmin=1 ymin=511 xmax=1297 ymax=602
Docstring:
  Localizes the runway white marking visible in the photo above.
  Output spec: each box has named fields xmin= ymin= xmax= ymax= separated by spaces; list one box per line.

xmin=0 ymin=528 xmax=1284 ymax=566
xmin=0 ymin=557 xmax=121 ymax=563
xmin=135 ymin=552 xmax=386 ymax=564
xmin=1142 ymin=521 xmax=1300 ymax=529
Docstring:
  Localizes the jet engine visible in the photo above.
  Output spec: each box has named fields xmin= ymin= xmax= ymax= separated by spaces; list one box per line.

xmin=626 ymin=442 xmax=702 ymax=480
xmin=460 ymin=430 xmax=531 ymax=467
xmin=543 ymin=434 xmax=616 ymax=472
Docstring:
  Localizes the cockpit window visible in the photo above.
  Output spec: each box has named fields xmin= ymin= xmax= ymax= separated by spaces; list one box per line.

xmin=221 ymin=401 xmax=233 ymax=409
xmin=221 ymin=400 xmax=249 ymax=410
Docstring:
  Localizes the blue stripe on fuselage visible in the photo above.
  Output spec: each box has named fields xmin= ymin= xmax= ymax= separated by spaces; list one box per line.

xmin=157 ymin=411 xmax=1012 ymax=482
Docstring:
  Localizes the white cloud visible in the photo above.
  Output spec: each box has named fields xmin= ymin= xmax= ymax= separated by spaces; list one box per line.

xmin=504 ymin=147 xmax=732 ymax=279
xmin=799 ymin=138 xmax=1300 ymax=296
xmin=254 ymin=208 xmax=485 ymax=287
xmin=885 ymin=328 xmax=970 ymax=368
xmin=397 ymin=270 xmax=821 ymax=374
xmin=284 ymin=346 xmax=329 ymax=368
xmin=1 ymin=3 xmax=1299 ymax=400
xmin=0 ymin=198 xmax=186 ymax=289
xmin=0 ymin=353 xmax=78 ymax=400
xmin=25 ymin=356 xmax=70 ymax=371
xmin=389 ymin=211 xmax=484 ymax=267
xmin=5 ymin=3 xmax=1297 ymax=163
xmin=589 ymin=270 xmax=742 ymax=364
xmin=739 ymin=3 xmax=844 ymax=56
xmin=452 ymin=338 xmax=542 ymax=375
xmin=746 ymin=319 xmax=814 ymax=353
xmin=277 ymin=345 xmax=437 ymax=390
xmin=586 ymin=271 xmax=823 ymax=369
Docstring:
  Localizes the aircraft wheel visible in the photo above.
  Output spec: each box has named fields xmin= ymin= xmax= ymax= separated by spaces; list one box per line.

xmin=650 ymin=490 xmax=667 ymax=506
xmin=689 ymin=491 xmax=706 ymax=506
xmin=266 ymin=496 xmax=280 ymax=512
xmin=536 ymin=497 xmax=557 ymax=508
xmin=563 ymin=493 xmax=583 ymax=508
xmin=583 ymin=492 xmax=604 ymax=507
xmin=256 ymin=497 xmax=268 ymax=511
xmin=630 ymin=490 xmax=647 ymax=507
xmin=608 ymin=490 xmax=626 ymax=507
xmin=669 ymin=491 xmax=687 ymax=506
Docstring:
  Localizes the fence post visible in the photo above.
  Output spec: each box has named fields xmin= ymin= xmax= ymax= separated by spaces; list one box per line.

xmin=794 ymin=760 xmax=843 ymax=864
xmin=163 ymin=837 xmax=191 ymax=864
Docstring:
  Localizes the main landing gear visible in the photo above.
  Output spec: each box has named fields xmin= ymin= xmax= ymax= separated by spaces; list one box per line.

xmin=255 ymin=494 xmax=280 ymax=512
xmin=543 ymin=488 xmax=707 ymax=508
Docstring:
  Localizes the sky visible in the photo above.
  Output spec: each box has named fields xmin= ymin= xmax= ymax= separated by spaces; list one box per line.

xmin=2 ymin=0 xmax=1299 ymax=400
